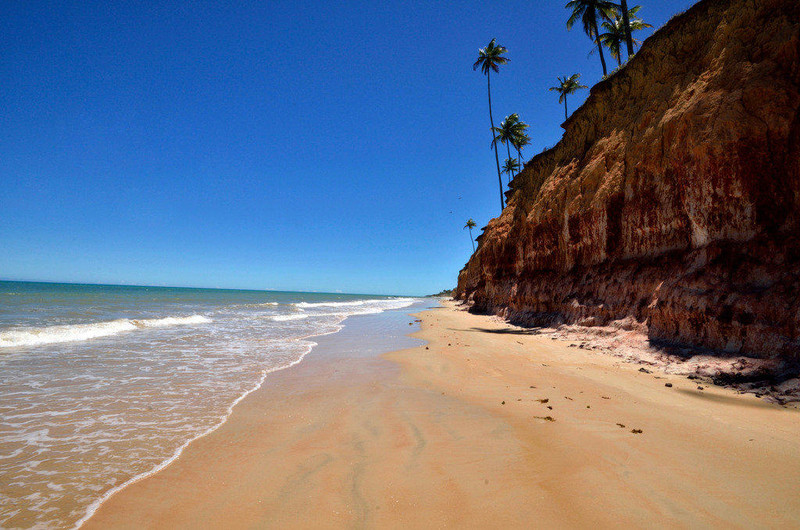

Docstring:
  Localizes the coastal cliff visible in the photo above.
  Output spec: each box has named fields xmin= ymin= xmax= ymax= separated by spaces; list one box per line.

xmin=456 ymin=0 xmax=800 ymax=360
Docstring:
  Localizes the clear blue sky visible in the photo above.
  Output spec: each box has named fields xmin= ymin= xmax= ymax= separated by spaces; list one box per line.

xmin=1 ymin=0 xmax=695 ymax=296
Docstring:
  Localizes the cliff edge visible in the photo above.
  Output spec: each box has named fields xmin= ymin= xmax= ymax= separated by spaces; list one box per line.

xmin=456 ymin=0 xmax=800 ymax=361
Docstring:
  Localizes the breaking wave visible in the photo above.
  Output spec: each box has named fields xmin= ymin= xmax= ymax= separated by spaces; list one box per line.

xmin=0 ymin=315 xmax=212 ymax=348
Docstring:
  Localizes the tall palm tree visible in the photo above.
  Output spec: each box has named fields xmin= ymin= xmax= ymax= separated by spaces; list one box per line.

xmin=566 ymin=0 xmax=616 ymax=76
xmin=502 ymin=158 xmax=521 ymax=185
xmin=473 ymin=38 xmax=509 ymax=211
xmin=549 ymin=74 xmax=588 ymax=120
xmin=597 ymin=5 xmax=651 ymax=65
xmin=464 ymin=219 xmax=477 ymax=252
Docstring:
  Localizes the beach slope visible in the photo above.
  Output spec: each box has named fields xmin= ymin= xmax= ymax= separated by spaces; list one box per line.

xmin=84 ymin=301 xmax=800 ymax=528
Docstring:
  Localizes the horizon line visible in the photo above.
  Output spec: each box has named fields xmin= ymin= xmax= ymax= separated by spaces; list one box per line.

xmin=0 ymin=278 xmax=418 ymax=299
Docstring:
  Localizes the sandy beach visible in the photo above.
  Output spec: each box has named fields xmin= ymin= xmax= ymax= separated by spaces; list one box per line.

xmin=83 ymin=301 xmax=800 ymax=528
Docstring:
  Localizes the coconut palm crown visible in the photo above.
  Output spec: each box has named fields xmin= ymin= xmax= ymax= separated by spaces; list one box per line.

xmin=512 ymin=131 xmax=531 ymax=167
xmin=464 ymin=218 xmax=477 ymax=252
xmin=597 ymin=5 xmax=652 ymax=65
xmin=493 ymin=114 xmax=529 ymax=179
xmin=473 ymin=38 xmax=509 ymax=76
xmin=565 ymin=0 xmax=617 ymax=76
xmin=549 ymin=74 xmax=588 ymax=120
xmin=502 ymin=158 xmax=521 ymax=185
xmin=473 ymin=38 xmax=509 ymax=212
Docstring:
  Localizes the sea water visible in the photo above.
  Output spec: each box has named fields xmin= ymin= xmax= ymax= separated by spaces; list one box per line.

xmin=0 ymin=281 xmax=422 ymax=528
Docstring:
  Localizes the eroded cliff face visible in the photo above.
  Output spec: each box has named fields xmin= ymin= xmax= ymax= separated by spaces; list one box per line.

xmin=456 ymin=0 xmax=800 ymax=359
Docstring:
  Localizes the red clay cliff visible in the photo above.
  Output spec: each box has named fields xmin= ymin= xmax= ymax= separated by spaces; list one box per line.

xmin=456 ymin=0 xmax=800 ymax=361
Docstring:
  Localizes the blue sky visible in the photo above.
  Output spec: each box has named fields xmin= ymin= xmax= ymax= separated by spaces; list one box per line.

xmin=1 ymin=0 xmax=695 ymax=296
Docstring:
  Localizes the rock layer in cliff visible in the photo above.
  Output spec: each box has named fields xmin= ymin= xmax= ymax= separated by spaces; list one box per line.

xmin=456 ymin=0 xmax=800 ymax=360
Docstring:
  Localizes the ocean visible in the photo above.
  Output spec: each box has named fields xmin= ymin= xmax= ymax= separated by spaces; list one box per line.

xmin=0 ymin=281 xmax=423 ymax=528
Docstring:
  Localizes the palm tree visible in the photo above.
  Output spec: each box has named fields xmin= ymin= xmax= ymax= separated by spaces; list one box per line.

xmin=492 ymin=114 xmax=518 ymax=175
xmin=549 ymin=74 xmax=588 ymax=120
xmin=597 ymin=5 xmax=651 ymax=65
xmin=509 ymin=118 xmax=529 ymax=174
xmin=566 ymin=0 xmax=616 ymax=76
xmin=473 ymin=38 xmax=509 ymax=211
xmin=502 ymin=158 xmax=521 ymax=185
xmin=464 ymin=219 xmax=477 ymax=252
xmin=493 ymin=114 xmax=530 ymax=179
xmin=512 ymin=131 xmax=530 ymax=169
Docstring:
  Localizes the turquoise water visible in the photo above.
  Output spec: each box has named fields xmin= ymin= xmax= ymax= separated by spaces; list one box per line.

xmin=0 ymin=281 xmax=423 ymax=528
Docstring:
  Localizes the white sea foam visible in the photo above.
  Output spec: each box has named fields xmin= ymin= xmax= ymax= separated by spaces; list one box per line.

xmin=295 ymin=297 xmax=414 ymax=309
xmin=269 ymin=314 xmax=309 ymax=321
xmin=295 ymin=300 xmax=368 ymax=308
xmin=270 ymin=298 xmax=415 ymax=321
xmin=133 ymin=315 xmax=211 ymax=328
xmin=0 ymin=315 xmax=212 ymax=348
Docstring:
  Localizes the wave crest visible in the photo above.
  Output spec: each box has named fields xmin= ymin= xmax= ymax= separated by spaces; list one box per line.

xmin=0 ymin=315 xmax=212 ymax=348
xmin=294 ymin=297 xmax=414 ymax=309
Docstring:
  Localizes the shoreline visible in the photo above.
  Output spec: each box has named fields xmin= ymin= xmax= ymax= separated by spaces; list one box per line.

xmin=72 ymin=342 xmax=311 ymax=530
xmin=83 ymin=300 xmax=800 ymax=528
xmin=73 ymin=302 xmax=427 ymax=529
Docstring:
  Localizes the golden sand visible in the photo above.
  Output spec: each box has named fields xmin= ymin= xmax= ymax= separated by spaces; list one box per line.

xmin=84 ymin=301 xmax=800 ymax=528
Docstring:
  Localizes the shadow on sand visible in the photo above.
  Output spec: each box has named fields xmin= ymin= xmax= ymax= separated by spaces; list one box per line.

xmin=675 ymin=388 xmax=781 ymax=410
xmin=450 ymin=327 xmax=544 ymax=336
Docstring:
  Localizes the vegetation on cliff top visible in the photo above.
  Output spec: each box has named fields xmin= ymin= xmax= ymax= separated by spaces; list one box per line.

xmin=465 ymin=1 xmax=651 ymax=251
xmin=549 ymin=74 xmax=589 ymax=120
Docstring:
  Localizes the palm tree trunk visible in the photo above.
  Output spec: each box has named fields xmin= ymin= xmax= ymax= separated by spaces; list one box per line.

xmin=469 ymin=228 xmax=475 ymax=252
xmin=487 ymin=72 xmax=504 ymax=211
xmin=620 ymin=0 xmax=635 ymax=58
xmin=593 ymin=19 xmax=608 ymax=75
xmin=516 ymin=147 xmax=524 ymax=172
xmin=506 ymin=142 xmax=512 ymax=185
xmin=564 ymin=95 xmax=568 ymax=120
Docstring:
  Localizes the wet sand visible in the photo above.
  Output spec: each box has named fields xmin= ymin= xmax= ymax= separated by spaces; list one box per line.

xmin=84 ymin=301 xmax=800 ymax=528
